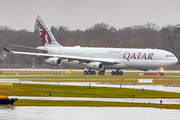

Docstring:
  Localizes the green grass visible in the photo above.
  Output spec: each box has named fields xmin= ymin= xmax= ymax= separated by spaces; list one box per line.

xmin=1 ymin=71 xmax=180 ymax=109
xmin=1 ymin=71 xmax=180 ymax=86
xmin=1 ymin=83 xmax=180 ymax=98
xmin=5 ymin=100 xmax=179 ymax=109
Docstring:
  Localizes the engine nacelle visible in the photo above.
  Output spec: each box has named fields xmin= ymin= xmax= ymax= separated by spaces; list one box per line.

xmin=86 ymin=62 xmax=104 ymax=70
xmin=138 ymin=68 xmax=151 ymax=71
xmin=45 ymin=58 xmax=62 ymax=66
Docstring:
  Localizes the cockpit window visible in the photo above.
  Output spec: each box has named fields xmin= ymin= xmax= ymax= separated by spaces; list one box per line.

xmin=166 ymin=55 xmax=174 ymax=57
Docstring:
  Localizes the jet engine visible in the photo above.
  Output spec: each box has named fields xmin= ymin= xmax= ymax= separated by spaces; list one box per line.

xmin=86 ymin=62 xmax=104 ymax=70
xmin=45 ymin=58 xmax=62 ymax=66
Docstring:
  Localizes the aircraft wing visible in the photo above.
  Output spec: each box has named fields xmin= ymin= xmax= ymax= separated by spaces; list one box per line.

xmin=3 ymin=47 xmax=115 ymax=63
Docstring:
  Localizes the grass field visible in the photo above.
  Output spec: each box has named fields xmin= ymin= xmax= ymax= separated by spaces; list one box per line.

xmin=1 ymin=71 xmax=180 ymax=86
xmin=1 ymin=100 xmax=176 ymax=110
xmin=1 ymin=83 xmax=180 ymax=98
xmin=1 ymin=71 xmax=180 ymax=109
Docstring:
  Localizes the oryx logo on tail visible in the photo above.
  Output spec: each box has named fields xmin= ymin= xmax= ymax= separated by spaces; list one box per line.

xmin=36 ymin=20 xmax=52 ymax=46
xmin=36 ymin=18 xmax=62 ymax=47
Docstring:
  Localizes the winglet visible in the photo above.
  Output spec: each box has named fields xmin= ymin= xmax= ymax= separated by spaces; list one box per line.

xmin=2 ymin=47 xmax=10 ymax=52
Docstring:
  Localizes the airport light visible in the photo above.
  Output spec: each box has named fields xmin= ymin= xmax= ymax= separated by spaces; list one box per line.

xmin=160 ymin=67 xmax=164 ymax=72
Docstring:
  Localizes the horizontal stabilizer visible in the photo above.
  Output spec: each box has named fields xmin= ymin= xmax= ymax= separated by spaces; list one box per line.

xmin=11 ymin=45 xmax=37 ymax=50
xmin=2 ymin=47 xmax=10 ymax=52
xmin=11 ymin=45 xmax=47 ymax=52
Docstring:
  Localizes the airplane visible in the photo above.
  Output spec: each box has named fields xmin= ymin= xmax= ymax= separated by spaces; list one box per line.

xmin=2 ymin=18 xmax=178 ymax=76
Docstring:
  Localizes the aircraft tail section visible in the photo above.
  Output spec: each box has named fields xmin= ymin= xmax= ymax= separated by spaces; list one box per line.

xmin=36 ymin=18 xmax=62 ymax=47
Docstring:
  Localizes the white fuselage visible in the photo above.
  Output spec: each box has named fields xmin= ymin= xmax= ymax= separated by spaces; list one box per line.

xmin=46 ymin=46 xmax=178 ymax=70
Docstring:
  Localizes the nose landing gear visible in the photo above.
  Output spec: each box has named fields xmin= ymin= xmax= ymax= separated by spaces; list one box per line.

xmin=158 ymin=72 xmax=164 ymax=76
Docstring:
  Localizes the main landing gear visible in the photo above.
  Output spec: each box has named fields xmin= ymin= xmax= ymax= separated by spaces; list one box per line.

xmin=83 ymin=70 xmax=105 ymax=75
xmin=111 ymin=70 xmax=123 ymax=76
xmin=83 ymin=70 xmax=96 ymax=75
xmin=83 ymin=69 xmax=123 ymax=76
xmin=98 ymin=70 xmax=105 ymax=75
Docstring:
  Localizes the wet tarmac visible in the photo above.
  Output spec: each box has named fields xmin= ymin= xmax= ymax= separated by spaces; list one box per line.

xmin=0 ymin=106 xmax=180 ymax=120
xmin=8 ymin=96 xmax=180 ymax=104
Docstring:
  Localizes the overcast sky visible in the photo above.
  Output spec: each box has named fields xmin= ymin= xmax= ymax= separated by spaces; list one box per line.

xmin=0 ymin=0 xmax=180 ymax=31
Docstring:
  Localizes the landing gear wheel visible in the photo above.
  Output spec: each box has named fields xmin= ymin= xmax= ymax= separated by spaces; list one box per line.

xmin=101 ymin=71 xmax=104 ymax=75
xmin=88 ymin=70 xmax=92 ymax=75
xmin=111 ymin=70 xmax=123 ymax=76
xmin=111 ymin=71 xmax=115 ymax=75
xmin=83 ymin=70 xmax=87 ymax=75
xmin=115 ymin=71 xmax=120 ymax=75
xmin=119 ymin=71 xmax=123 ymax=75
xmin=92 ymin=71 xmax=96 ymax=75
xmin=98 ymin=70 xmax=105 ymax=75
xmin=159 ymin=72 xmax=164 ymax=76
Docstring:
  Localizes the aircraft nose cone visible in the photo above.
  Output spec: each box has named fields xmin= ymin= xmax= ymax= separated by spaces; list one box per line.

xmin=173 ymin=57 xmax=178 ymax=65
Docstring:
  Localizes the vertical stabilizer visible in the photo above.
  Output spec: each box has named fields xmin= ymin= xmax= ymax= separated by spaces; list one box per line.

xmin=36 ymin=18 xmax=62 ymax=47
